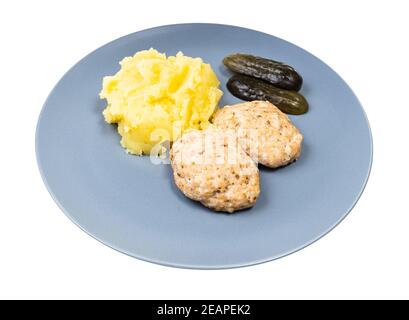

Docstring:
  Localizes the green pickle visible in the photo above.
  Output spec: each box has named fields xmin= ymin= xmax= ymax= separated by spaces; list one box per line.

xmin=227 ymin=75 xmax=309 ymax=115
xmin=223 ymin=53 xmax=303 ymax=91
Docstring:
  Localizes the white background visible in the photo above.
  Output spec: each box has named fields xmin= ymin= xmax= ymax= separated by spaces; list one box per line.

xmin=1 ymin=0 xmax=408 ymax=300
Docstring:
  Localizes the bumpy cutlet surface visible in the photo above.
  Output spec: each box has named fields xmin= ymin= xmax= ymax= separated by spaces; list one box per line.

xmin=170 ymin=128 xmax=260 ymax=213
xmin=212 ymin=101 xmax=303 ymax=168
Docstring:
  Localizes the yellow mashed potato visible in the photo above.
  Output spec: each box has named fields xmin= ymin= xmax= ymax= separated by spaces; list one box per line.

xmin=100 ymin=48 xmax=223 ymax=155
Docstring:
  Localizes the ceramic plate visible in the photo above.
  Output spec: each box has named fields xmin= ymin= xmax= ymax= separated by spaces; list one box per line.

xmin=36 ymin=24 xmax=372 ymax=269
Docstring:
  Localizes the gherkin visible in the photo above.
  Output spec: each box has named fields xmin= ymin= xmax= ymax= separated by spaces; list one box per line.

xmin=227 ymin=75 xmax=309 ymax=115
xmin=223 ymin=53 xmax=303 ymax=91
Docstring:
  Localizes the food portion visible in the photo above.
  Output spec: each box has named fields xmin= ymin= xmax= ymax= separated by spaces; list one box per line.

xmin=100 ymin=49 xmax=223 ymax=155
xmin=212 ymin=101 xmax=303 ymax=168
xmin=223 ymin=53 xmax=303 ymax=91
xmin=99 ymin=49 xmax=308 ymax=213
xmin=223 ymin=53 xmax=309 ymax=115
xmin=170 ymin=128 xmax=260 ymax=213
xmin=227 ymin=75 xmax=308 ymax=115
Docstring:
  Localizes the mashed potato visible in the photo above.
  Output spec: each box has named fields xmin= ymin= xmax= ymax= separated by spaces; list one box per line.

xmin=100 ymin=48 xmax=223 ymax=155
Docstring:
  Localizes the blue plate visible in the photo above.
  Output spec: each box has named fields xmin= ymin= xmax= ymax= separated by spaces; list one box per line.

xmin=36 ymin=24 xmax=372 ymax=269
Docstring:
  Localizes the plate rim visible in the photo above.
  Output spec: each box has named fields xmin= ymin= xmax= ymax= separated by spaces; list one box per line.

xmin=35 ymin=23 xmax=373 ymax=269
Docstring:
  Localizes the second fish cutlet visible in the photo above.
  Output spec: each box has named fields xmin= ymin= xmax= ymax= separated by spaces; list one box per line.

xmin=212 ymin=101 xmax=303 ymax=168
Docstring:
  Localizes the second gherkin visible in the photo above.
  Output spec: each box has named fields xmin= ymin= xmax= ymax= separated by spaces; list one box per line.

xmin=223 ymin=53 xmax=303 ymax=91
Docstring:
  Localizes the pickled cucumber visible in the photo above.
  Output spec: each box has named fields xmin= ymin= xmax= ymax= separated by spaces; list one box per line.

xmin=223 ymin=53 xmax=303 ymax=91
xmin=226 ymin=75 xmax=308 ymax=115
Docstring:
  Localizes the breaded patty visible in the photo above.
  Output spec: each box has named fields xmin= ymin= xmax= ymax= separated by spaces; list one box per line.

xmin=212 ymin=101 xmax=303 ymax=168
xmin=170 ymin=128 xmax=260 ymax=213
